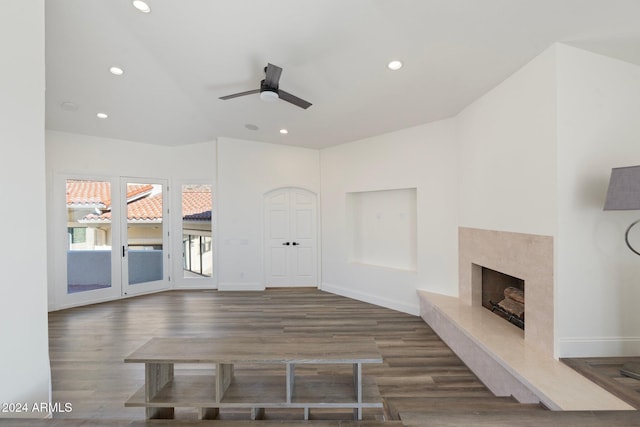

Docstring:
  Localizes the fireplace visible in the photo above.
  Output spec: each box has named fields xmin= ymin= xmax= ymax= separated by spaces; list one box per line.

xmin=459 ymin=227 xmax=554 ymax=358
xmin=418 ymin=228 xmax=631 ymax=409
xmin=482 ymin=267 xmax=525 ymax=329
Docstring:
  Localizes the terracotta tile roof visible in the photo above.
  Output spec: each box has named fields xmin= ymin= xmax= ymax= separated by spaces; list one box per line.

xmin=66 ymin=181 xmax=153 ymax=208
xmin=182 ymin=191 xmax=212 ymax=221
xmin=126 ymin=184 xmax=154 ymax=201
xmin=127 ymin=193 xmax=163 ymax=221
xmin=68 ymin=181 xmax=211 ymax=222
xmin=66 ymin=180 xmax=111 ymax=207
xmin=88 ymin=193 xmax=164 ymax=222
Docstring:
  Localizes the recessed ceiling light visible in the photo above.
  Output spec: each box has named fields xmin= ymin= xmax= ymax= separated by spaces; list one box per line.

xmin=279 ymin=129 xmax=289 ymax=135
xmin=60 ymin=101 xmax=78 ymax=112
xmin=109 ymin=66 xmax=124 ymax=76
xmin=96 ymin=112 xmax=108 ymax=119
xmin=387 ymin=60 xmax=403 ymax=71
xmin=245 ymin=124 xmax=259 ymax=131
xmin=132 ymin=0 xmax=151 ymax=13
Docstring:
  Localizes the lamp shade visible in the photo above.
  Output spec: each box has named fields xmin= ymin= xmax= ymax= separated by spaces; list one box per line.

xmin=603 ymin=165 xmax=640 ymax=210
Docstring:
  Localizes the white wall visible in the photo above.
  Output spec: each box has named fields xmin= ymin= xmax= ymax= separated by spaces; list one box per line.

xmin=216 ymin=138 xmax=320 ymax=290
xmin=457 ymin=46 xmax=558 ymax=236
xmin=320 ymin=119 xmax=458 ymax=315
xmin=46 ymin=130 xmax=216 ymax=177
xmin=455 ymin=43 xmax=640 ymax=357
xmin=46 ymin=131 xmax=216 ymax=309
xmin=555 ymin=45 xmax=640 ymax=356
xmin=0 ymin=0 xmax=51 ymax=417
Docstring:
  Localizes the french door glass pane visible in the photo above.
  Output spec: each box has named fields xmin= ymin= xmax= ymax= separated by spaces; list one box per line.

xmin=182 ymin=184 xmax=213 ymax=277
xmin=66 ymin=179 xmax=112 ymax=294
xmin=127 ymin=182 xmax=164 ymax=285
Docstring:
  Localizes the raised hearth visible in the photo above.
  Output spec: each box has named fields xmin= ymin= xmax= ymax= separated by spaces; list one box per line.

xmin=418 ymin=290 xmax=633 ymax=410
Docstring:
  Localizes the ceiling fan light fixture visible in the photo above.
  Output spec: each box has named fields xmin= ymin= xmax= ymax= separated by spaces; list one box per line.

xmin=260 ymin=90 xmax=279 ymax=102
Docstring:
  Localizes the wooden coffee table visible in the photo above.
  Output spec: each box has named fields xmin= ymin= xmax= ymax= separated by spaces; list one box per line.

xmin=124 ymin=336 xmax=384 ymax=420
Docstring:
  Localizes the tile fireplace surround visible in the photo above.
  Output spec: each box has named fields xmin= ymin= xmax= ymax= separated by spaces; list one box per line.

xmin=418 ymin=227 xmax=632 ymax=410
xmin=459 ymin=227 xmax=554 ymax=357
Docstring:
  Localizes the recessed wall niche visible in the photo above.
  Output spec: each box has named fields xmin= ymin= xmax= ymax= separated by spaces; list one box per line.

xmin=347 ymin=188 xmax=417 ymax=271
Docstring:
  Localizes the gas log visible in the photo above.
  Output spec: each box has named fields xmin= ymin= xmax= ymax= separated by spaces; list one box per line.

xmin=490 ymin=286 xmax=525 ymax=329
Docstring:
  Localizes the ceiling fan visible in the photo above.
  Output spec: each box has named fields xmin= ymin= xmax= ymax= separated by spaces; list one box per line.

xmin=219 ymin=63 xmax=312 ymax=110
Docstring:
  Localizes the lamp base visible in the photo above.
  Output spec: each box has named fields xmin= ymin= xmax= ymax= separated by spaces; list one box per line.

xmin=624 ymin=219 xmax=640 ymax=256
xmin=620 ymin=362 xmax=640 ymax=380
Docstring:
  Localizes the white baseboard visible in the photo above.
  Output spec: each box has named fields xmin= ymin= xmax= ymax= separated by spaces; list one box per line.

xmin=320 ymin=282 xmax=420 ymax=316
xmin=218 ymin=282 xmax=265 ymax=291
xmin=172 ymin=285 xmax=218 ymax=290
xmin=558 ymin=336 xmax=640 ymax=357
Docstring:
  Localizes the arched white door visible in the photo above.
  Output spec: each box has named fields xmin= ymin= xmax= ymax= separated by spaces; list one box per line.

xmin=264 ymin=187 xmax=318 ymax=287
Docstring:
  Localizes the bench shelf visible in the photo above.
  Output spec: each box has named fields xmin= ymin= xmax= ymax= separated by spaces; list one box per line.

xmin=124 ymin=337 xmax=384 ymax=420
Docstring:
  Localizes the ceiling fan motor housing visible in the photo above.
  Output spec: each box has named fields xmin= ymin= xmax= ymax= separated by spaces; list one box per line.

xmin=260 ymin=79 xmax=277 ymax=92
xmin=259 ymin=79 xmax=279 ymax=101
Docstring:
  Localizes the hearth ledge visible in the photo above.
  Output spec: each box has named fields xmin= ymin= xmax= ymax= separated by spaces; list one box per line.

xmin=418 ymin=289 xmax=634 ymax=411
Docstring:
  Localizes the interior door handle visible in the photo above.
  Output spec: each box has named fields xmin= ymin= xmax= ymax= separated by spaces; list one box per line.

xmin=292 ymin=242 xmax=300 ymax=246
xmin=282 ymin=242 xmax=290 ymax=246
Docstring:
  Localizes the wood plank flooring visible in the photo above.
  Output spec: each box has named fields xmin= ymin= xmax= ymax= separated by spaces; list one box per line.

xmin=562 ymin=357 xmax=640 ymax=409
xmin=39 ymin=289 xmax=639 ymax=427
xmin=49 ymin=288 xmax=480 ymax=421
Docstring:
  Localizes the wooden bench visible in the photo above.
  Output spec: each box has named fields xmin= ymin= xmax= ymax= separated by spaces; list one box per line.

xmin=124 ymin=336 xmax=384 ymax=420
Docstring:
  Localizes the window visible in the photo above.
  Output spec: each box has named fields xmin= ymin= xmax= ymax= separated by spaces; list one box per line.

xmin=66 ymin=179 xmax=112 ymax=293
xmin=181 ymin=184 xmax=213 ymax=278
xmin=68 ymin=227 xmax=87 ymax=245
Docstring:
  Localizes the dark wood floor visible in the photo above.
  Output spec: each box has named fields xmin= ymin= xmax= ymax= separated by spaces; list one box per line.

xmin=39 ymin=289 xmax=640 ymax=427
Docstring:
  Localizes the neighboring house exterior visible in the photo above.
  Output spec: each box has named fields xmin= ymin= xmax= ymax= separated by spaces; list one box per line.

xmin=180 ymin=185 xmax=214 ymax=277
xmin=66 ymin=180 xmax=213 ymax=282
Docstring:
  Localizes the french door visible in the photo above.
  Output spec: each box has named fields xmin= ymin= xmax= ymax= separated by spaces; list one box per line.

xmin=61 ymin=176 xmax=169 ymax=307
xmin=264 ymin=187 xmax=318 ymax=287
xmin=121 ymin=178 xmax=169 ymax=295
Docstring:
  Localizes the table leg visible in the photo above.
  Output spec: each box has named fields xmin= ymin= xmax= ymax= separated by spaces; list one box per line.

xmin=146 ymin=406 xmax=174 ymax=419
xmin=353 ymin=407 xmax=362 ymax=420
xmin=353 ymin=363 xmax=363 ymax=420
xmin=145 ymin=362 xmax=174 ymax=419
xmin=353 ymin=363 xmax=362 ymax=402
xmin=216 ymin=363 xmax=234 ymax=402
xmin=200 ymin=407 xmax=219 ymax=420
xmin=286 ymin=362 xmax=295 ymax=403
xmin=251 ymin=407 xmax=265 ymax=420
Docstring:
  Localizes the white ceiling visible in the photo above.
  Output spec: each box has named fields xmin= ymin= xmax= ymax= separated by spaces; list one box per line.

xmin=45 ymin=0 xmax=640 ymax=149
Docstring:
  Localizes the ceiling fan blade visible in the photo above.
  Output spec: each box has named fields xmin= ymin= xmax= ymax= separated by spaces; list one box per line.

xmin=219 ymin=89 xmax=260 ymax=100
xmin=264 ymin=63 xmax=283 ymax=89
xmin=278 ymin=90 xmax=312 ymax=109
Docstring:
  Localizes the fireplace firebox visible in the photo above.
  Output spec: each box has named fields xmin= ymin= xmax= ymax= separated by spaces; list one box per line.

xmin=482 ymin=267 xmax=525 ymax=329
